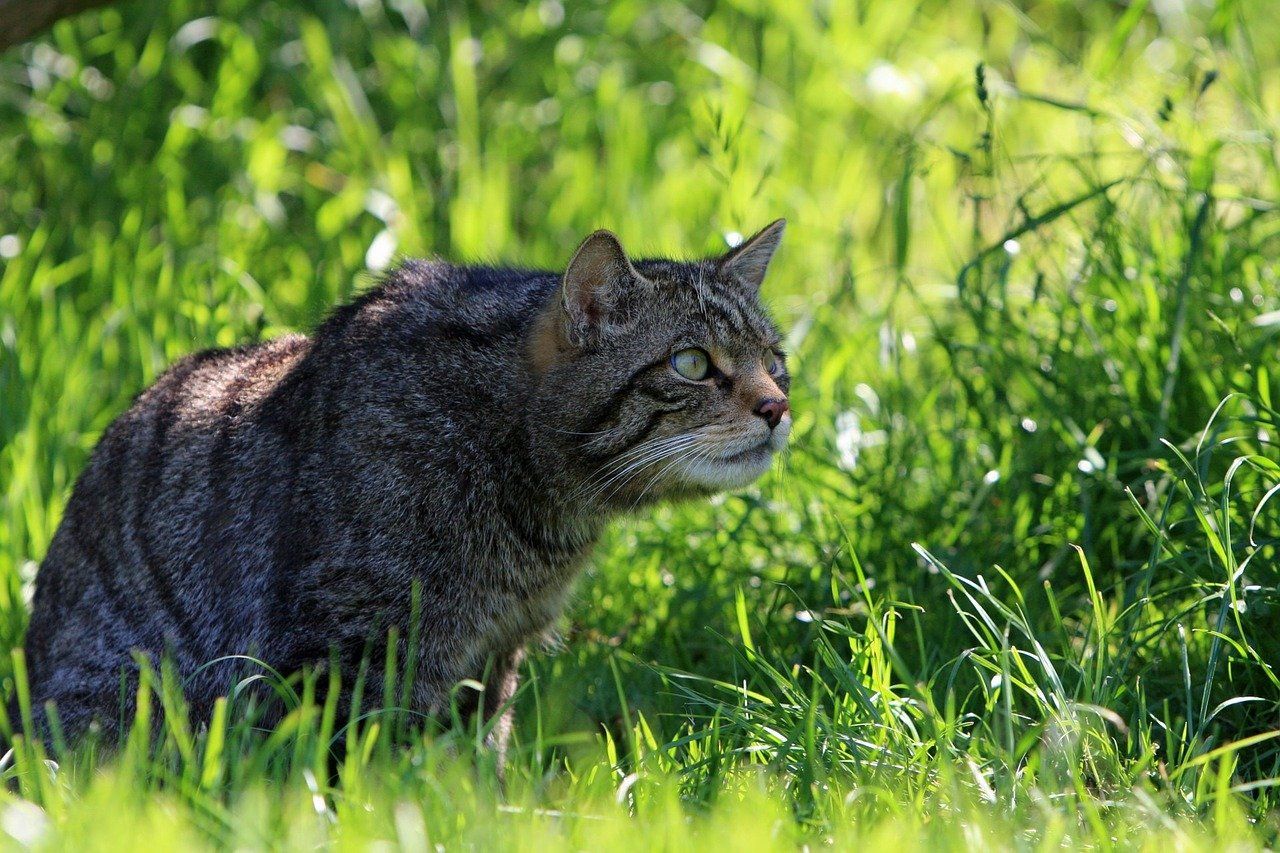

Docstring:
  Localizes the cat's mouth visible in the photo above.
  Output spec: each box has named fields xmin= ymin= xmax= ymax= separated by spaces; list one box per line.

xmin=720 ymin=440 xmax=773 ymax=465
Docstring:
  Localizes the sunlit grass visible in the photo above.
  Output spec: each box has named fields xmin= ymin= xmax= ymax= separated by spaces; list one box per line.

xmin=2 ymin=0 xmax=1280 ymax=848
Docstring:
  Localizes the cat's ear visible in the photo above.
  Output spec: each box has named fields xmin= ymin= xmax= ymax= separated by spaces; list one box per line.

xmin=718 ymin=219 xmax=786 ymax=295
xmin=560 ymin=229 xmax=643 ymax=336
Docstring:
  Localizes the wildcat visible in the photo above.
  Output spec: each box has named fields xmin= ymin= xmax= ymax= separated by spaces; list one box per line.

xmin=20 ymin=221 xmax=792 ymax=761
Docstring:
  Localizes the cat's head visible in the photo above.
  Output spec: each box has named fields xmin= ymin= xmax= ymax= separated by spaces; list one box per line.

xmin=529 ymin=220 xmax=791 ymax=509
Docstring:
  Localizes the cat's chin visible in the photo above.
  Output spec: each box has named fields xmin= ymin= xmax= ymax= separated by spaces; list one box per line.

xmin=672 ymin=442 xmax=776 ymax=492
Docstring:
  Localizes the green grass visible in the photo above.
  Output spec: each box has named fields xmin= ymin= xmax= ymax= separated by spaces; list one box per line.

xmin=3 ymin=0 xmax=1280 ymax=847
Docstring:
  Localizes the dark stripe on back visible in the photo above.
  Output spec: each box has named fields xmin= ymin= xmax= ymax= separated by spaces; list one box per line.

xmin=265 ymin=365 xmax=323 ymax=635
xmin=68 ymin=487 xmax=131 ymax=628
xmin=202 ymin=369 xmax=253 ymax=594
xmin=131 ymin=358 xmax=219 ymax=657
xmin=433 ymin=322 xmax=497 ymax=348
xmin=432 ymin=312 xmax=528 ymax=349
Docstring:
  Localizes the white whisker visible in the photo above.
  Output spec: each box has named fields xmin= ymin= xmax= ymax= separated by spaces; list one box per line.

xmin=573 ymin=432 xmax=703 ymax=505
xmin=590 ymin=440 xmax=699 ymax=505
xmin=590 ymin=428 xmax=713 ymax=502
xmin=630 ymin=441 xmax=714 ymax=510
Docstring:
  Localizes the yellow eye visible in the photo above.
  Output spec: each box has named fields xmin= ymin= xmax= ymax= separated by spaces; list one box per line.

xmin=671 ymin=348 xmax=710 ymax=381
xmin=763 ymin=349 xmax=783 ymax=375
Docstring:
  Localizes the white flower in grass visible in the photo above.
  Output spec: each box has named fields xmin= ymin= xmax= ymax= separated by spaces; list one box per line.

xmin=866 ymin=61 xmax=922 ymax=102
xmin=364 ymin=188 xmax=399 ymax=224
xmin=366 ymin=229 xmax=397 ymax=272
xmin=836 ymin=410 xmax=862 ymax=471
xmin=836 ymin=409 xmax=887 ymax=472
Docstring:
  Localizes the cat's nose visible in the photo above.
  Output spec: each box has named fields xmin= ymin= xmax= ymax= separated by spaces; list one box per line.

xmin=753 ymin=398 xmax=789 ymax=430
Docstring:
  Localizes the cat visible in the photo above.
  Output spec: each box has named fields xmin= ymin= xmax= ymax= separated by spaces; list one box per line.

xmin=19 ymin=220 xmax=792 ymax=763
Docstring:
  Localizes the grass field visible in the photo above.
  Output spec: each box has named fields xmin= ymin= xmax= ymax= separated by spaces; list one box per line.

xmin=3 ymin=0 xmax=1280 ymax=848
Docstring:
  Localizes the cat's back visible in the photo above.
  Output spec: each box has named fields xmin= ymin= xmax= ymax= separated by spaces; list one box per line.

xmin=132 ymin=333 xmax=311 ymax=436
xmin=28 ymin=334 xmax=312 ymax=671
xmin=90 ymin=332 xmax=311 ymax=491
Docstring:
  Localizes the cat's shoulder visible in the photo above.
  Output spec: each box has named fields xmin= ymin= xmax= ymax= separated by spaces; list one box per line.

xmin=342 ymin=259 xmax=557 ymax=338
xmin=384 ymin=259 xmax=555 ymax=306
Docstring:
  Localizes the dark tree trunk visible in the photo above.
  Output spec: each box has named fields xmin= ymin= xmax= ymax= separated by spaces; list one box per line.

xmin=0 ymin=0 xmax=115 ymax=51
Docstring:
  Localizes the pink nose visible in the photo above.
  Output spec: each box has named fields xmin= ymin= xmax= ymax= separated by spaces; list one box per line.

xmin=753 ymin=398 xmax=789 ymax=429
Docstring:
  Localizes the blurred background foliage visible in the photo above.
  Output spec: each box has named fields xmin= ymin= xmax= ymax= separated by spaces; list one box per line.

xmin=3 ymin=0 xmax=1280 ymax=847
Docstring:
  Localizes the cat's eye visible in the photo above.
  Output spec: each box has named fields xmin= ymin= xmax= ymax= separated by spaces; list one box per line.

xmin=671 ymin=348 xmax=711 ymax=381
xmin=763 ymin=349 xmax=784 ymax=376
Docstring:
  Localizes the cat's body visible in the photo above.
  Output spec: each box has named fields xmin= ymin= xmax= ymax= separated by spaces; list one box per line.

xmin=23 ymin=223 xmax=791 ymax=756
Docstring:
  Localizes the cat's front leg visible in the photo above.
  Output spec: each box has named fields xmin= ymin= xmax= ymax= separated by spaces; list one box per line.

xmin=481 ymin=646 xmax=524 ymax=775
xmin=406 ymin=644 xmax=523 ymax=777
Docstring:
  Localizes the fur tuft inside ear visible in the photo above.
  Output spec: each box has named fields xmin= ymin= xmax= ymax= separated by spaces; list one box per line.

xmin=718 ymin=219 xmax=786 ymax=294
xmin=560 ymin=229 xmax=642 ymax=341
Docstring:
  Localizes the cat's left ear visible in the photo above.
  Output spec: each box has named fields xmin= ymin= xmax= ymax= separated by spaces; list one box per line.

xmin=560 ymin=229 xmax=645 ymax=339
xmin=718 ymin=219 xmax=786 ymax=295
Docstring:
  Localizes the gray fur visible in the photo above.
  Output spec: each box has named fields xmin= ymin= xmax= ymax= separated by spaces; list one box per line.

xmin=22 ymin=223 xmax=792 ymax=758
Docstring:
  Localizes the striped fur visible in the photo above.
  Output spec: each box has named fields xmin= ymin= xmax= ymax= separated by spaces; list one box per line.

xmin=22 ymin=223 xmax=791 ymax=759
